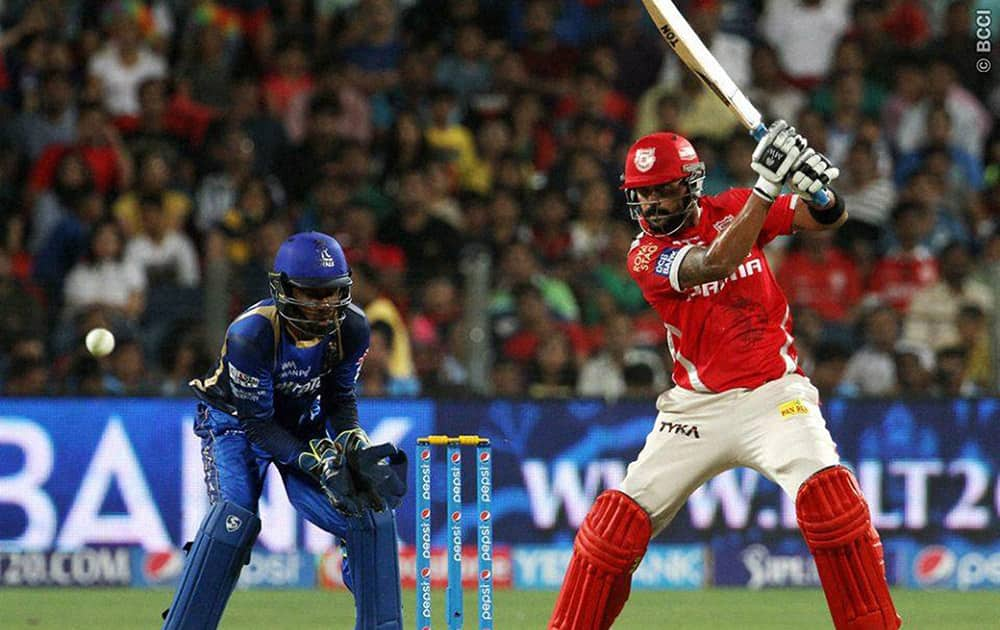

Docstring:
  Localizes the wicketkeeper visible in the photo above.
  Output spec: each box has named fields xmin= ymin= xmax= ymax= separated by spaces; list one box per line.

xmin=162 ymin=231 xmax=407 ymax=630
xmin=549 ymin=122 xmax=901 ymax=629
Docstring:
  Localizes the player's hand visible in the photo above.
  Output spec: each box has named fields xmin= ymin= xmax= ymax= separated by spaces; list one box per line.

xmin=299 ymin=437 xmax=364 ymax=515
xmin=351 ymin=443 xmax=408 ymax=511
xmin=750 ymin=120 xmax=807 ymax=203
xmin=789 ymin=148 xmax=840 ymax=206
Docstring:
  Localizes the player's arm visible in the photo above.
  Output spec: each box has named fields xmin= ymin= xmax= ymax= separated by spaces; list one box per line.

xmin=677 ymin=193 xmax=773 ymax=288
xmin=678 ymin=120 xmax=805 ymax=289
xmin=789 ymin=148 xmax=846 ymax=231
xmin=226 ymin=331 xmax=308 ymax=467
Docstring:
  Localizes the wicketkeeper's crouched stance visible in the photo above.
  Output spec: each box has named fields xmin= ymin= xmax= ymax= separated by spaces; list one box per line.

xmin=550 ymin=124 xmax=901 ymax=629
xmin=162 ymin=232 xmax=407 ymax=630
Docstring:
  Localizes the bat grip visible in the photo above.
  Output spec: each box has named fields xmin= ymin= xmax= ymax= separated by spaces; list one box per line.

xmin=748 ymin=123 xmax=830 ymax=206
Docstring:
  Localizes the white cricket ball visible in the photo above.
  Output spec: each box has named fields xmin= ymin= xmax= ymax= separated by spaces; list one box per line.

xmin=85 ymin=327 xmax=116 ymax=357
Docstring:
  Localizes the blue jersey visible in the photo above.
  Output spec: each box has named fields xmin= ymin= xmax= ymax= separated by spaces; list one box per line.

xmin=190 ymin=298 xmax=370 ymax=466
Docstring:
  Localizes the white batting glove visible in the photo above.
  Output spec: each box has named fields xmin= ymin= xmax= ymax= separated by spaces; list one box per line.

xmin=789 ymin=148 xmax=840 ymax=206
xmin=750 ymin=120 xmax=807 ymax=203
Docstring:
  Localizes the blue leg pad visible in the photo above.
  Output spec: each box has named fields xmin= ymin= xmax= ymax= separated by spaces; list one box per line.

xmin=162 ymin=501 xmax=261 ymax=630
xmin=345 ymin=509 xmax=403 ymax=630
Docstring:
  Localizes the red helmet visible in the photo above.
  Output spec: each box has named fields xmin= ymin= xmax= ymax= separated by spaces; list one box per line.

xmin=621 ymin=132 xmax=706 ymax=236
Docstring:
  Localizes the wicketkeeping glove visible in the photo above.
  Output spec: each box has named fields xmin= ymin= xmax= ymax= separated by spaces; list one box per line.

xmin=789 ymin=148 xmax=840 ymax=205
xmin=351 ymin=443 xmax=408 ymax=511
xmin=298 ymin=437 xmax=364 ymax=515
xmin=750 ymin=120 xmax=807 ymax=203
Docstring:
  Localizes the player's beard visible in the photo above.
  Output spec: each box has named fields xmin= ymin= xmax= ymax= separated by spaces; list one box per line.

xmin=643 ymin=198 xmax=693 ymax=235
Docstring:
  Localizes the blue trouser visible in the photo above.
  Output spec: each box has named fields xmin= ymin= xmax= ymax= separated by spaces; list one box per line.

xmin=194 ymin=402 xmax=355 ymax=586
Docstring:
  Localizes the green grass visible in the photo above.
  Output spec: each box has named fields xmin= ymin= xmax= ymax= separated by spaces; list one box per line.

xmin=0 ymin=588 xmax=996 ymax=628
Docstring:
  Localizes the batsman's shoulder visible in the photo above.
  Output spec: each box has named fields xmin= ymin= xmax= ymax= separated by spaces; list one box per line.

xmin=704 ymin=187 xmax=753 ymax=214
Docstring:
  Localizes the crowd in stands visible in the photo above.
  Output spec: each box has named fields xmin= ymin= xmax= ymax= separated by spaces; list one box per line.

xmin=0 ymin=0 xmax=997 ymax=399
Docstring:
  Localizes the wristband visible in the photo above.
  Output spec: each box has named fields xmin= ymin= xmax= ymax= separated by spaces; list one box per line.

xmin=807 ymin=190 xmax=845 ymax=225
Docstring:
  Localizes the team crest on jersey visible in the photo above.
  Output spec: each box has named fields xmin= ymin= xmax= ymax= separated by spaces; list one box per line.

xmin=632 ymin=244 xmax=659 ymax=272
xmin=319 ymin=247 xmax=335 ymax=268
xmin=713 ymin=216 xmax=734 ymax=233
xmin=634 ymin=147 xmax=656 ymax=172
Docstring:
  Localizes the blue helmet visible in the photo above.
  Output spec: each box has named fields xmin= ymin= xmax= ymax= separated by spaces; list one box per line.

xmin=268 ymin=232 xmax=353 ymax=337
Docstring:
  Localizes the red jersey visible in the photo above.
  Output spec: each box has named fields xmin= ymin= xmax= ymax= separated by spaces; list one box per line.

xmin=627 ymin=189 xmax=801 ymax=393
xmin=866 ymin=246 xmax=938 ymax=312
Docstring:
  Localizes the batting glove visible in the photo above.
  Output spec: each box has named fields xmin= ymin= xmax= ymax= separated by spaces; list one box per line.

xmin=750 ymin=120 xmax=807 ymax=203
xmin=789 ymin=148 xmax=840 ymax=206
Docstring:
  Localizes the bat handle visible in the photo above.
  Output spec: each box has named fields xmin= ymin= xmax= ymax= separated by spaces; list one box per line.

xmin=748 ymin=123 xmax=830 ymax=206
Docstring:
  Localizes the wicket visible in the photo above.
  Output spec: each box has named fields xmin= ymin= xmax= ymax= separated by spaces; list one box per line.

xmin=415 ymin=435 xmax=493 ymax=630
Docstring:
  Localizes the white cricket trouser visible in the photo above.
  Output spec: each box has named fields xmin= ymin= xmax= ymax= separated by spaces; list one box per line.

xmin=620 ymin=373 xmax=839 ymax=535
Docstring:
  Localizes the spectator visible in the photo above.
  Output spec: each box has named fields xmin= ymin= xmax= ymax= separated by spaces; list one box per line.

xmin=745 ymin=42 xmax=805 ymax=127
xmin=491 ymin=358 xmax=526 ymax=397
xmin=87 ymin=3 xmax=168 ymax=116
xmin=867 ymin=202 xmax=938 ymax=312
xmin=434 ymin=22 xmax=493 ymax=109
xmin=570 ymin=179 xmax=613 ymax=262
xmin=263 ymin=41 xmax=315 ymax=141
xmin=894 ymin=339 xmax=937 ymax=397
xmin=29 ymin=150 xmax=95 ymax=253
xmin=935 ymin=345 xmax=978 ymax=397
xmin=103 ymin=335 xmax=154 ymax=395
xmin=358 ymin=321 xmax=420 ymax=397
xmin=809 ymin=341 xmax=855 ymax=399
xmin=577 ymin=313 xmax=667 ymax=401
xmin=902 ymin=242 xmax=992 ymax=351
xmin=2 ymin=337 xmax=49 ymax=395
xmin=894 ymin=59 xmax=992 ymax=161
xmin=379 ymin=168 xmax=463 ymax=282
xmin=6 ymin=69 xmax=76 ymax=160
xmin=124 ymin=194 xmax=200 ymax=288
xmin=955 ymin=304 xmax=994 ymax=394
xmin=526 ymin=330 xmax=577 ymax=399
xmin=112 ymin=150 xmax=192 ymax=237
xmin=63 ymin=219 xmax=146 ymax=324
xmin=841 ymin=305 xmax=901 ymax=396
xmin=29 ymin=103 xmax=134 ymax=198
xmin=760 ymin=0 xmax=852 ymax=87
xmin=777 ymin=229 xmax=863 ymax=325
xmin=837 ymin=139 xmax=896 ymax=253
xmin=196 ymin=128 xmax=282 ymax=232
xmin=352 ymin=263 xmax=415 ymax=381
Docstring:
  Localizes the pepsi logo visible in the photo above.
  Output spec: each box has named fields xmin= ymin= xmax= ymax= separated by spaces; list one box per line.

xmin=451 ymin=511 xmax=461 ymax=522
xmin=480 ymin=511 xmax=490 ymax=521
xmin=420 ymin=568 xmax=431 ymax=579
xmin=421 ymin=449 xmax=430 ymax=461
xmin=480 ymin=452 xmax=490 ymax=462
xmin=914 ymin=545 xmax=956 ymax=585
xmin=420 ymin=508 xmax=431 ymax=519
xmin=451 ymin=452 xmax=461 ymax=463
xmin=144 ymin=550 xmax=183 ymax=581
xmin=480 ymin=570 xmax=491 ymax=580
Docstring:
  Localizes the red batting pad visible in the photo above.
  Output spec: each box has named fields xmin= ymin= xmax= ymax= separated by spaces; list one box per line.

xmin=549 ymin=490 xmax=652 ymax=630
xmin=797 ymin=466 xmax=902 ymax=630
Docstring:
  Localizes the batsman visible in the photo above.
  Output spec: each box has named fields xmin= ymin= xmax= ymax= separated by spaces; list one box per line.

xmin=549 ymin=122 xmax=901 ymax=629
xmin=162 ymin=231 xmax=407 ymax=630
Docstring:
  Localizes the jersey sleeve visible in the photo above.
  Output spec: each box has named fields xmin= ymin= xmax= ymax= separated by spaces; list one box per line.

xmin=226 ymin=322 xmax=306 ymax=467
xmin=627 ymin=240 xmax=696 ymax=296
xmin=322 ymin=306 xmax=371 ymax=436
xmin=757 ymin=193 xmax=798 ymax=246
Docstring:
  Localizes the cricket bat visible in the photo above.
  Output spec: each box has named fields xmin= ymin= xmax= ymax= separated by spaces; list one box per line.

xmin=640 ymin=0 xmax=830 ymax=205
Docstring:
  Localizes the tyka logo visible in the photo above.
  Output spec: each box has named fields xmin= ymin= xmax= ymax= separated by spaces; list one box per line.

xmin=658 ymin=421 xmax=701 ymax=439
xmin=225 ymin=515 xmax=242 ymax=532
